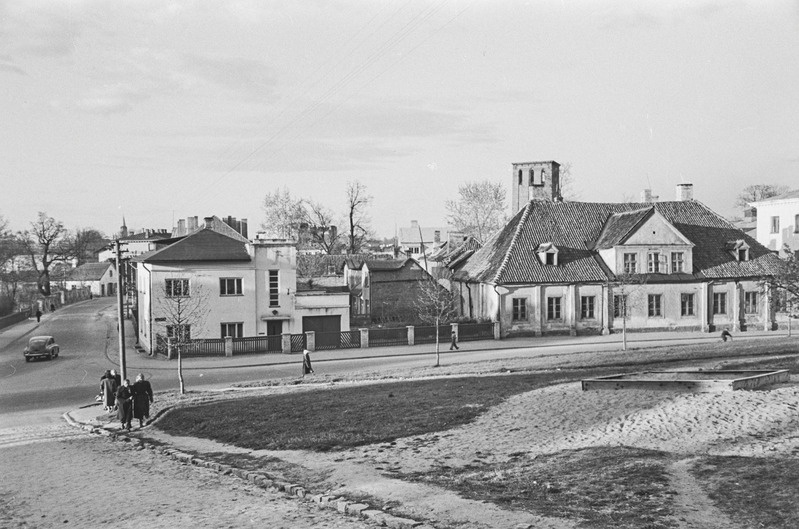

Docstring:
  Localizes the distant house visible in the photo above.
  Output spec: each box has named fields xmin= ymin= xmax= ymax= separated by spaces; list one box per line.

xmin=452 ymin=168 xmax=784 ymax=337
xmin=749 ymin=189 xmax=799 ymax=257
xmin=398 ymin=221 xmax=451 ymax=260
xmin=424 ymin=234 xmax=482 ymax=280
xmin=134 ymin=224 xmax=349 ymax=354
xmin=65 ymin=262 xmax=117 ymax=296
xmin=344 ymin=258 xmax=436 ymax=323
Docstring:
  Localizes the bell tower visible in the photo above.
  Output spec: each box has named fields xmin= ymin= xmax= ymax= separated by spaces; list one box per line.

xmin=511 ymin=160 xmax=561 ymax=213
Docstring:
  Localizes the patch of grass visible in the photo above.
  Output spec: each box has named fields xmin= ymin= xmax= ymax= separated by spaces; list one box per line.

xmin=157 ymin=368 xmax=606 ymax=451
xmin=400 ymin=447 xmax=675 ymax=529
xmin=690 ymin=456 xmax=799 ymax=529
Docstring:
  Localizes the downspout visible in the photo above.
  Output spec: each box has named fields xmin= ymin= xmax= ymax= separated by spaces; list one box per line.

xmin=464 ymin=282 xmax=473 ymax=320
xmin=492 ymin=284 xmax=503 ymax=324
xmin=147 ymin=263 xmax=153 ymax=354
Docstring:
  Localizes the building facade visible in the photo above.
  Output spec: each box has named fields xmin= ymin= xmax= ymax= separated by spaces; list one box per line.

xmin=750 ymin=189 xmax=799 ymax=257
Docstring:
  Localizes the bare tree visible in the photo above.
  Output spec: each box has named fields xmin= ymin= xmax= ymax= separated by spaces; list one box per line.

xmin=66 ymin=228 xmax=107 ymax=266
xmin=0 ymin=215 xmax=22 ymax=314
xmin=303 ymin=200 xmax=342 ymax=254
xmin=607 ymin=272 xmax=648 ymax=351
xmin=17 ymin=212 xmax=70 ymax=296
xmin=765 ymin=245 xmax=799 ymax=336
xmin=157 ymin=278 xmax=209 ymax=395
xmin=445 ymin=181 xmax=507 ymax=244
xmin=558 ymin=162 xmax=581 ymax=201
xmin=736 ymin=184 xmax=789 ymax=208
xmin=414 ymin=276 xmax=459 ymax=367
xmin=260 ymin=187 xmax=306 ymax=238
xmin=345 ymin=180 xmax=372 ymax=254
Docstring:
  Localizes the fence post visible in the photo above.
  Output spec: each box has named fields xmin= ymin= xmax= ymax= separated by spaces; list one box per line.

xmin=167 ymin=338 xmax=174 ymax=360
xmin=281 ymin=333 xmax=291 ymax=354
xmin=493 ymin=321 xmax=501 ymax=340
xmin=224 ymin=336 xmax=233 ymax=357
xmin=305 ymin=331 xmax=316 ymax=352
xmin=360 ymin=328 xmax=369 ymax=348
xmin=407 ymin=325 xmax=415 ymax=346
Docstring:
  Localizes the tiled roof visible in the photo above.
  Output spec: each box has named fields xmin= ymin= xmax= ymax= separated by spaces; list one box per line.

xmin=592 ymin=207 xmax=653 ymax=250
xmin=136 ymin=229 xmax=250 ymax=263
xmin=365 ymin=259 xmax=411 ymax=271
xmin=67 ymin=262 xmax=112 ymax=281
xmin=454 ymin=200 xmax=784 ymax=285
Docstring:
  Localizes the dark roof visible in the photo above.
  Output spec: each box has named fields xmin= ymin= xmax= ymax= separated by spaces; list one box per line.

xmin=592 ymin=207 xmax=653 ymax=250
xmin=136 ymin=229 xmax=250 ymax=263
xmin=364 ymin=259 xmax=412 ymax=271
xmin=455 ymin=200 xmax=783 ymax=285
xmin=121 ymin=231 xmax=172 ymax=242
xmin=67 ymin=262 xmax=112 ymax=281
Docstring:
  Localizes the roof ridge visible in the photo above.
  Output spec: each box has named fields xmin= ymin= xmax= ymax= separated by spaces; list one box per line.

xmin=493 ymin=201 xmax=531 ymax=283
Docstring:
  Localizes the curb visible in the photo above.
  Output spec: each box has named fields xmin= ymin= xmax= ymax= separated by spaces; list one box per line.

xmin=62 ymin=407 xmax=428 ymax=528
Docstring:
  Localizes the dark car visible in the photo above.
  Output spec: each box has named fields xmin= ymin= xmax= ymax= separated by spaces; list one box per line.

xmin=24 ymin=335 xmax=60 ymax=362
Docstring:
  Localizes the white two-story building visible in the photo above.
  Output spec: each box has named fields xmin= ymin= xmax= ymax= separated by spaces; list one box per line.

xmin=134 ymin=225 xmax=349 ymax=354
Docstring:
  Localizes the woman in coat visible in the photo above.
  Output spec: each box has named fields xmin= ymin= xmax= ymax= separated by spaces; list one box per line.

xmin=132 ymin=373 xmax=154 ymax=427
xmin=101 ymin=370 xmax=118 ymax=412
xmin=115 ymin=379 xmax=134 ymax=430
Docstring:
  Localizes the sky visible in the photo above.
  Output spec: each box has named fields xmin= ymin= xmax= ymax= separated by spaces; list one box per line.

xmin=2 ymin=0 xmax=798 ymax=240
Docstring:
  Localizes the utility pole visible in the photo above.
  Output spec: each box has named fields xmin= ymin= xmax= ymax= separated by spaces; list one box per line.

xmin=116 ymin=239 xmax=127 ymax=380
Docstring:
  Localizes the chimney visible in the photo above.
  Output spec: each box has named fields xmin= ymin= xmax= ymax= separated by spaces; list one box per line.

xmin=676 ymin=183 xmax=693 ymax=201
xmin=411 ymin=220 xmax=419 ymax=228
xmin=241 ymin=218 xmax=248 ymax=238
xmin=177 ymin=219 xmax=186 ymax=235
xmin=204 ymin=216 xmax=214 ymax=229
xmin=640 ymin=189 xmax=658 ymax=203
xmin=145 ymin=229 xmax=151 ymax=238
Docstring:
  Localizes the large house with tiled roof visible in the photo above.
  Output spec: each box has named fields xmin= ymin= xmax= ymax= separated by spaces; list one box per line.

xmin=134 ymin=224 xmax=349 ymax=354
xmin=451 ymin=165 xmax=784 ymax=338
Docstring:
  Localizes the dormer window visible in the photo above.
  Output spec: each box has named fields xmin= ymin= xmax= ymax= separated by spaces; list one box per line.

xmin=537 ymin=242 xmax=559 ymax=266
xmin=725 ymin=240 xmax=750 ymax=262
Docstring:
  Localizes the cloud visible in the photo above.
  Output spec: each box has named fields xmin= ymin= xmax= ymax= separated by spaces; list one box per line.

xmin=0 ymin=56 xmax=26 ymax=76
xmin=2 ymin=3 xmax=89 ymax=58
xmin=178 ymin=52 xmax=278 ymax=99
xmin=75 ymin=83 xmax=150 ymax=115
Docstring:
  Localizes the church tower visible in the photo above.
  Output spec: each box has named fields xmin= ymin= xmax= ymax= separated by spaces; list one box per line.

xmin=119 ymin=217 xmax=128 ymax=239
xmin=510 ymin=160 xmax=561 ymax=213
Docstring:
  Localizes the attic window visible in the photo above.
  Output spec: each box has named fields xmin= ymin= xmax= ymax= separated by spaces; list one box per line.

xmin=725 ymin=240 xmax=750 ymax=262
xmin=537 ymin=242 xmax=559 ymax=266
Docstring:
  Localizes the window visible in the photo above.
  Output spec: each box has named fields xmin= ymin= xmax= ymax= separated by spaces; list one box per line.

xmin=221 ymin=322 xmax=243 ymax=338
xmin=219 ymin=278 xmax=242 ymax=296
xmin=165 ymin=278 xmax=189 ymax=297
xmin=547 ymin=297 xmax=562 ymax=320
xmin=738 ymin=249 xmax=748 ymax=261
xmin=771 ymin=216 xmax=780 ymax=234
xmin=648 ymin=294 xmax=662 ymax=317
xmin=545 ymin=252 xmax=555 ymax=265
xmin=166 ymin=324 xmax=191 ymax=342
xmin=795 ymin=214 xmax=799 ymax=233
xmin=512 ymin=298 xmax=527 ymax=321
xmin=647 ymin=252 xmax=661 ymax=273
xmin=713 ymin=292 xmax=727 ymax=314
xmin=671 ymin=252 xmax=684 ymax=273
xmin=744 ymin=292 xmax=759 ymax=314
xmin=518 ymin=169 xmax=523 ymax=185
xmin=533 ymin=168 xmax=543 ymax=186
xmin=681 ymin=294 xmax=695 ymax=316
xmin=269 ymin=270 xmax=279 ymax=307
xmin=580 ymin=296 xmax=595 ymax=319
xmin=613 ymin=295 xmax=627 ymax=318
xmin=623 ymin=253 xmax=637 ymax=274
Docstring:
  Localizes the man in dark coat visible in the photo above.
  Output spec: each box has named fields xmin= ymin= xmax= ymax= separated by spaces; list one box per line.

xmin=449 ymin=329 xmax=459 ymax=350
xmin=115 ymin=379 xmax=134 ymax=430
xmin=101 ymin=370 xmax=118 ymax=412
xmin=132 ymin=373 xmax=154 ymax=427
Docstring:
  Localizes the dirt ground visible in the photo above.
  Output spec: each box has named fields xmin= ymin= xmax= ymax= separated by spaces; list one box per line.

xmin=0 ymin=421 xmax=376 ymax=529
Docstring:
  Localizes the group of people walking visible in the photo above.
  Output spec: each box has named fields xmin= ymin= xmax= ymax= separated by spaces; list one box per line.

xmin=100 ymin=370 xmax=154 ymax=430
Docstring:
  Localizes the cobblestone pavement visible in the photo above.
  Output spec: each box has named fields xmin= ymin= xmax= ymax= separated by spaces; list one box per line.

xmin=0 ymin=425 xmax=376 ymax=529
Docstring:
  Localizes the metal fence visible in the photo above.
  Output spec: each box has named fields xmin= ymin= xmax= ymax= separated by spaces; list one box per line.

xmin=415 ymin=325 xmax=441 ymax=345
xmin=233 ymin=335 xmax=282 ymax=354
xmin=290 ymin=333 xmax=306 ymax=352
xmin=369 ymin=327 xmax=407 ymax=346
xmin=458 ymin=322 xmax=494 ymax=342
xmin=340 ymin=330 xmax=361 ymax=349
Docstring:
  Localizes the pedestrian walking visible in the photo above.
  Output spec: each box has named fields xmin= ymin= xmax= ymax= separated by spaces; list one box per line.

xmin=115 ymin=379 xmax=134 ymax=430
xmin=449 ymin=329 xmax=459 ymax=350
xmin=132 ymin=373 xmax=154 ymax=428
xmin=35 ymin=308 xmax=42 ymax=323
xmin=110 ymin=369 xmax=121 ymax=386
xmin=302 ymin=349 xmax=314 ymax=376
xmin=720 ymin=328 xmax=733 ymax=342
xmin=49 ymin=302 xmax=55 ymax=312
xmin=101 ymin=370 xmax=118 ymax=412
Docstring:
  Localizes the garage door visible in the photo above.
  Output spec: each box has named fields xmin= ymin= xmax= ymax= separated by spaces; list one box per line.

xmin=302 ymin=315 xmax=341 ymax=350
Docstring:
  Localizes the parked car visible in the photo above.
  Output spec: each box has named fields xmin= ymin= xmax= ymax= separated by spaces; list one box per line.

xmin=23 ymin=335 xmax=60 ymax=362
